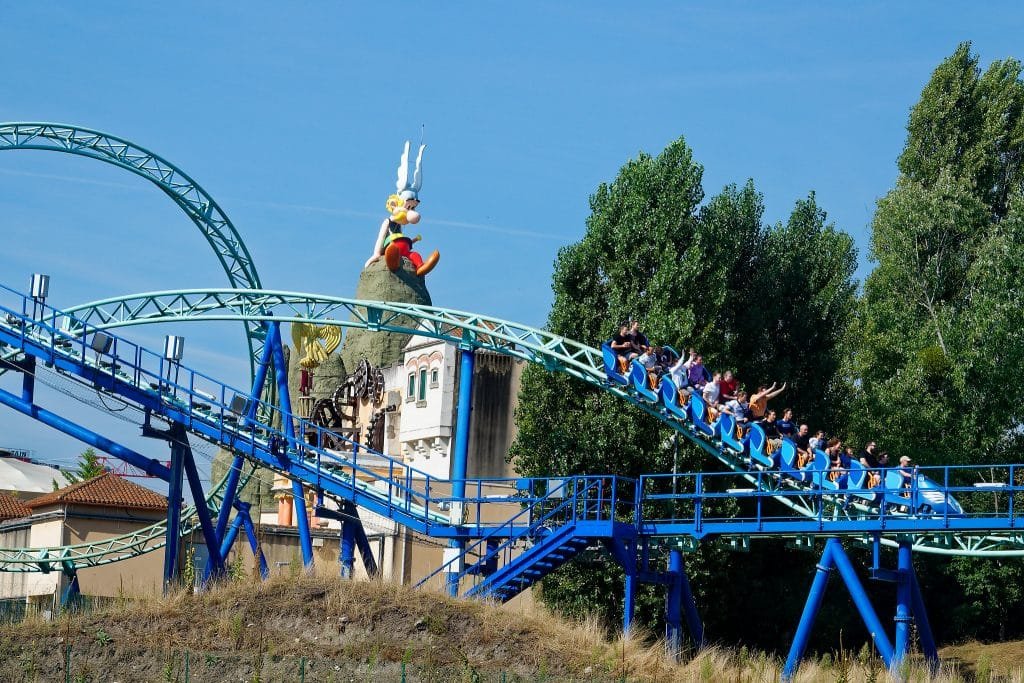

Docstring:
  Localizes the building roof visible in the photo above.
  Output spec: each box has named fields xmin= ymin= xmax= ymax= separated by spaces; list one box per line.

xmin=0 ymin=456 xmax=65 ymax=494
xmin=0 ymin=491 xmax=32 ymax=521
xmin=27 ymin=473 xmax=167 ymax=512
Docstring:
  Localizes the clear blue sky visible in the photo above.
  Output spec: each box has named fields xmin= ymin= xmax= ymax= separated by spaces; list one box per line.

xmin=1 ymin=2 xmax=1022 ymax=476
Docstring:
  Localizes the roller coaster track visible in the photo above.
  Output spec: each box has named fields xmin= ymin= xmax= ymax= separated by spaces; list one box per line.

xmin=0 ymin=122 xmax=267 ymax=571
xmin=28 ymin=288 xmax=1024 ymax=558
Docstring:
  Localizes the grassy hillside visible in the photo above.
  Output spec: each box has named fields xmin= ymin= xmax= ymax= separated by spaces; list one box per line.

xmin=0 ymin=575 xmax=1018 ymax=682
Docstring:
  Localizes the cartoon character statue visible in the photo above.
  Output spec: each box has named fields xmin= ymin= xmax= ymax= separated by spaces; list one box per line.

xmin=363 ymin=140 xmax=440 ymax=277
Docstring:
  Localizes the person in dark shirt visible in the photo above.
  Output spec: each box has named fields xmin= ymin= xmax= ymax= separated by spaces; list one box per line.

xmin=626 ymin=320 xmax=650 ymax=357
xmin=609 ymin=323 xmax=635 ymax=368
xmin=759 ymin=409 xmax=780 ymax=438
xmin=794 ymin=423 xmax=812 ymax=467
xmin=776 ymin=408 xmax=797 ymax=438
xmin=858 ymin=441 xmax=879 ymax=469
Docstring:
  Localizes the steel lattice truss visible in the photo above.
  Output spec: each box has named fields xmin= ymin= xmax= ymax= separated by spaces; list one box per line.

xmin=52 ymin=289 xmax=1024 ymax=558
xmin=0 ymin=123 xmax=264 ymax=374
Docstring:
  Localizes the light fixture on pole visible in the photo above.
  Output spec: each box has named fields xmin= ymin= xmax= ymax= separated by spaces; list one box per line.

xmin=163 ymin=335 xmax=185 ymax=392
xmin=30 ymin=273 xmax=49 ymax=319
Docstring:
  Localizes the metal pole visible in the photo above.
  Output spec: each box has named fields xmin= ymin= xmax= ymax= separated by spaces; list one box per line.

xmin=340 ymin=512 xmax=356 ymax=579
xmin=0 ymin=387 xmax=171 ymax=479
xmin=665 ymin=550 xmax=683 ymax=661
xmin=268 ymin=323 xmax=314 ymax=570
xmin=782 ymin=540 xmax=834 ymax=681
xmin=623 ymin=572 xmax=638 ymax=634
xmin=893 ymin=540 xmax=914 ymax=666
xmin=678 ymin=552 xmax=704 ymax=649
xmin=164 ymin=440 xmax=186 ymax=590
xmin=181 ymin=444 xmax=225 ymax=578
xmin=830 ymin=539 xmax=895 ymax=666
xmin=21 ymin=356 xmax=35 ymax=403
xmin=239 ymin=503 xmax=270 ymax=580
xmin=446 ymin=347 xmax=475 ymax=597
xmin=909 ymin=564 xmax=938 ymax=667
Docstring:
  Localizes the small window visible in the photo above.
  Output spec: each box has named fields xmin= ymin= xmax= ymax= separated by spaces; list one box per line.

xmin=430 ymin=368 xmax=439 ymax=387
xmin=407 ymin=373 xmax=415 ymax=401
xmin=418 ymin=368 xmax=427 ymax=401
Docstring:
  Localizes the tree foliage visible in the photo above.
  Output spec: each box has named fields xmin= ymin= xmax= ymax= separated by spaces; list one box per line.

xmin=57 ymin=447 xmax=107 ymax=488
xmin=849 ymin=42 xmax=1024 ymax=644
xmin=510 ymin=136 xmax=858 ymax=640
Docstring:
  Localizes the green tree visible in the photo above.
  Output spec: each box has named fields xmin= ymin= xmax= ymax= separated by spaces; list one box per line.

xmin=849 ymin=42 xmax=1024 ymax=643
xmin=54 ymin=447 xmax=107 ymax=489
xmin=510 ymin=137 xmax=858 ymax=641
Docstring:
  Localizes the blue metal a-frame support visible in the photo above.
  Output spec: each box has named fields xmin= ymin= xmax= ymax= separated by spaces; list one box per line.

xmin=218 ymin=501 xmax=270 ymax=580
xmin=782 ymin=537 xmax=937 ymax=680
xmin=315 ymin=500 xmax=379 ymax=579
xmin=607 ymin=537 xmax=703 ymax=658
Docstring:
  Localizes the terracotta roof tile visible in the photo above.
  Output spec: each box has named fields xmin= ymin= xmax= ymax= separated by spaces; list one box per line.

xmin=0 ymin=491 xmax=32 ymax=521
xmin=27 ymin=473 xmax=167 ymax=512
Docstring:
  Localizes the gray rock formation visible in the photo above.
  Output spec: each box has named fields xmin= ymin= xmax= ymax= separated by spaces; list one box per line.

xmin=339 ymin=258 xmax=432 ymax=370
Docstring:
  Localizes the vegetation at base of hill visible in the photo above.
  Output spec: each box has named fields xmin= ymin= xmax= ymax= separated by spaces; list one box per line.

xmin=0 ymin=574 xmax=1013 ymax=683
xmin=511 ymin=41 xmax=1024 ymax=650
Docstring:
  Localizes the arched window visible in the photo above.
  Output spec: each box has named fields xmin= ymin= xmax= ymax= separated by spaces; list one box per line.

xmin=418 ymin=368 xmax=428 ymax=401
xmin=430 ymin=368 xmax=439 ymax=387
xmin=407 ymin=372 xmax=415 ymax=401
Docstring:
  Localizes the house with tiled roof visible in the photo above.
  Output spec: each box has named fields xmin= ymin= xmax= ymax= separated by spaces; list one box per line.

xmin=0 ymin=474 xmax=170 ymax=610
xmin=0 ymin=491 xmax=32 ymax=522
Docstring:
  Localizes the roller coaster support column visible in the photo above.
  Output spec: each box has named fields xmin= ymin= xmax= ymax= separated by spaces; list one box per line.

xmin=148 ymin=422 xmax=225 ymax=584
xmin=269 ymin=323 xmax=315 ymax=570
xmin=893 ymin=539 xmax=938 ymax=669
xmin=218 ymin=502 xmax=269 ymax=580
xmin=163 ymin=435 xmax=185 ymax=590
xmin=783 ymin=539 xmax=894 ymax=681
xmin=446 ymin=347 xmax=474 ymax=597
xmin=665 ymin=550 xmax=683 ymax=658
xmin=207 ymin=327 xmax=275 ymax=581
xmin=910 ymin=561 xmax=938 ymax=667
xmin=21 ymin=356 xmax=35 ymax=403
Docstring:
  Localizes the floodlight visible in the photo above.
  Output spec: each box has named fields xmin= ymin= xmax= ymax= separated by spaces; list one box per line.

xmin=30 ymin=274 xmax=50 ymax=300
xmin=90 ymin=332 xmax=113 ymax=355
xmin=163 ymin=335 xmax=185 ymax=362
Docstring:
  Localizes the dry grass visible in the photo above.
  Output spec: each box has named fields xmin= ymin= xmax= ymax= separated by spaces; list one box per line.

xmin=0 ymin=575 xmax=1017 ymax=681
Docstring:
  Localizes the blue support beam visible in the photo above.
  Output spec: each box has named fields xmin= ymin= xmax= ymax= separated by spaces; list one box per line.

xmin=910 ymin=563 xmax=938 ymax=667
xmin=447 ymin=347 xmax=475 ymax=597
xmin=239 ymin=504 xmax=270 ymax=580
xmin=340 ymin=509 xmax=356 ymax=579
xmin=60 ymin=570 xmax=80 ymax=611
xmin=179 ymin=434 xmax=225 ymax=579
xmin=665 ymin=550 xmax=683 ymax=658
xmin=893 ymin=540 xmax=914 ymax=665
xmin=164 ymin=439 xmax=185 ymax=590
xmin=623 ymin=572 xmax=638 ymax=633
xmin=268 ymin=323 xmax=314 ymax=570
xmin=219 ymin=513 xmax=244 ymax=559
xmin=677 ymin=552 xmax=704 ymax=649
xmin=783 ymin=542 xmax=835 ymax=681
xmin=21 ymin=355 xmax=35 ymax=403
xmin=830 ymin=540 xmax=894 ymax=664
xmin=784 ymin=539 xmax=896 ymax=681
xmin=0 ymin=387 xmax=171 ymax=480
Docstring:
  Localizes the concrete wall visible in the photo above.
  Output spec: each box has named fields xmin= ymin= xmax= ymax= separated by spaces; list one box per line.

xmin=66 ymin=508 xmax=167 ymax=598
xmin=466 ymin=352 xmax=523 ymax=479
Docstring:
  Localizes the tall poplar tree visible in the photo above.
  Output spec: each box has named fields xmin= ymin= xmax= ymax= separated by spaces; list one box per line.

xmin=850 ymin=42 xmax=1024 ymax=642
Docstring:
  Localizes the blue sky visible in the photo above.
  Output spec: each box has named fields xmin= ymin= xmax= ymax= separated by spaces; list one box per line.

xmin=1 ymin=2 xmax=1023 ymax=476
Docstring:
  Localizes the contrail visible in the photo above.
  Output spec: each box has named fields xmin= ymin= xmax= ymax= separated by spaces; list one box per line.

xmin=0 ymin=166 xmax=566 ymax=241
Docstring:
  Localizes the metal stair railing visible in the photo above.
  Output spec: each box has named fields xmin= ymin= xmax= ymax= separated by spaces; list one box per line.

xmin=415 ymin=476 xmax=616 ymax=592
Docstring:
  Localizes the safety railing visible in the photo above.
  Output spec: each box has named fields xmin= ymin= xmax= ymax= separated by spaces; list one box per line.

xmin=639 ymin=464 xmax=1023 ymax=532
xmin=416 ymin=475 xmax=625 ymax=591
xmin=0 ymin=285 xmax=455 ymax=528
